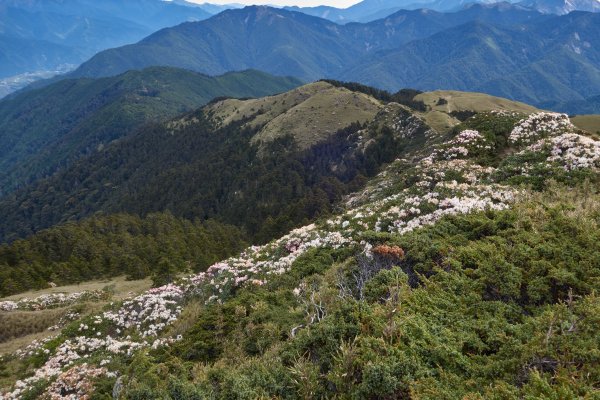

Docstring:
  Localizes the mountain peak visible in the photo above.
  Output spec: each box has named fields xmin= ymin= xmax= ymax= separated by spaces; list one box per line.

xmin=518 ymin=0 xmax=600 ymax=14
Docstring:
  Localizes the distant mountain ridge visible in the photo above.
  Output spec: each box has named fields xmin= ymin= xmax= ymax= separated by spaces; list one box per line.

xmin=285 ymin=0 xmax=496 ymax=23
xmin=71 ymin=4 xmax=546 ymax=82
xmin=1 ymin=0 xmax=597 ymax=90
xmin=64 ymin=5 xmax=600 ymax=110
xmin=0 ymin=0 xmax=232 ymax=95
xmin=285 ymin=0 xmax=600 ymax=22
xmin=341 ymin=11 xmax=600 ymax=105
xmin=518 ymin=0 xmax=600 ymax=14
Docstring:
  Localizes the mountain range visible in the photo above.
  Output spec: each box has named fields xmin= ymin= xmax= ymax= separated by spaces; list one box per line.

xmin=519 ymin=0 xmax=600 ymax=14
xmin=286 ymin=0 xmax=600 ymax=22
xmin=3 ymin=0 xmax=599 ymax=99
xmin=340 ymin=11 xmax=600 ymax=105
xmin=69 ymin=4 xmax=549 ymax=80
xmin=0 ymin=0 xmax=219 ymax=94
xmin=1 ymin=0 xmax=598 ymax=86
xmin=62 ymin=4 xmax=600 ymax=109
xmin=285 ymin=0 xmax=509 ymax=21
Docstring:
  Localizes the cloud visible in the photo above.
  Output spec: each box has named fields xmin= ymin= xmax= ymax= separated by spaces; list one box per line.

xmin=187 ymin=0 xmax=360 ymax=7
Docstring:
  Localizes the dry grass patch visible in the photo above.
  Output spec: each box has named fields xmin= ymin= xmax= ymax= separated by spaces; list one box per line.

xmin=415 ymin=90 xmax=539 ymax=133
xmin=572 ymin=115 xmax=600 ymax=137
xmin=206 ymin=81 xmax=382 ymax=150
xmin=1 ymin=276 xmax=151 ymax=302
xmin=0 ymin=277 xmax=151 ymax=356
xmin=0 ymin=309 xmax=66 ymax=343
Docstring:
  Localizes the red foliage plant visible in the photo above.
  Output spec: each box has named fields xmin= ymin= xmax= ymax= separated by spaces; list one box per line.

xmin=372 ymin=245 xmax=405 ymax=261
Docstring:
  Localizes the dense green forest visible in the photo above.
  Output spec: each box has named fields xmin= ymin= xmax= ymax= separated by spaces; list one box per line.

xmin=0 ymin=213 xmax=245 ymax=296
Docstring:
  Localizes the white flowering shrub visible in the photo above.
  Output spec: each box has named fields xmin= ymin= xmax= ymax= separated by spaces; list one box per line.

xmin=41 ymin=363 xmax=110 ymax=400
xmin=509 ymin=112 xmax=575 ymax=146
xmin=546 ymin=133 xmax=600 ymax=171
xmin=499 ymin=131 xmax=600 ymax=187
xmin=102 ymin=284 xmax=184 ymax=337
xmin=0 ymin=290 xmax=108 ymax=312
xmin=429 ymin=129 xmax=493 ymax=161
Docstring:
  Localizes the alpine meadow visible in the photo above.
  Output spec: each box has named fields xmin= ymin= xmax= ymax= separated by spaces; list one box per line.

xmin=0 ymin=0 xmax=599 ymax=399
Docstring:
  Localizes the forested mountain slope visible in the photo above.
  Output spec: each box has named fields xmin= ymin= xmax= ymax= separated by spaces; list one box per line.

xmin=0 ymin=213 xmax=246 ymax=297
xmin=0 ymin=67 xmax=301 ymax=194
xmin=0 ymin=82 xmax=433 ymax=244
xmin=340 ymin=11 xmax=600 ymax=105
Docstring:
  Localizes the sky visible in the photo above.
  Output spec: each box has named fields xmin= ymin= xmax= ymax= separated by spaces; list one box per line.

xmin=189 ymin=0 xmax=361 ymax=7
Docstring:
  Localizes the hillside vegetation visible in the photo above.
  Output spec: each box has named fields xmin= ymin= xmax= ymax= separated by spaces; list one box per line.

xmin=1 ymin=91 xmax=599 ymax=398
xmin=0 ymin=82 xmax=433 ymax=245
xmin=0 ymin=213 xmax=245 ymax=297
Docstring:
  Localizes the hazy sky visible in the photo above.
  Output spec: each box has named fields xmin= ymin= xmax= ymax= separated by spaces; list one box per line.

xmin=190 ymin=0 xmax=361 ymax=7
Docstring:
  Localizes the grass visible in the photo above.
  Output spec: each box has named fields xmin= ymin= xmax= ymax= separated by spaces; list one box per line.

xmin=571 ymin=115 xmax=600 ymax=137
xmin=0 ymin=309 xmax=66 ymax=343
xmin=207 ymin=81 xmax=382 ymax=149
xmin=0 ymin=276 xmax=151 ymax=302
xmin=0 ymin=331 xmax=58 ymax=357
xmin=0 ymin=277 xmax=151 ymax=355
xmin=415 ymin=90 xmax=539 ymax=132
